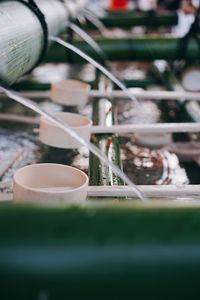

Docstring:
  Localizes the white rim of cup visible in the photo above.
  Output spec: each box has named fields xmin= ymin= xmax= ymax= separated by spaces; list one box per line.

xmin=39 ymin=112 xmax=92 ymax=149
xmin=13 ymin=163 xmax=89 ymax=195
xmin=40 ymin=112 xmax=92 ymax=129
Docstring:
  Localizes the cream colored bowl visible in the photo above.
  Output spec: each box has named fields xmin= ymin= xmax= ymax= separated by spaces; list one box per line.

xmin=39 ymin=112 xmax=92 ymax=149
xmin=13 ymin=163 xmax=89 ymax=204
xmin=50 ymin=79 xmax=91 ymax=106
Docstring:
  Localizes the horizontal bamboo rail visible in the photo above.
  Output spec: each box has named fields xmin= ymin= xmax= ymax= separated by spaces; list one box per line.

xmin=2 ymin=112 xmax=200 ymax=134
xmin=3 ymin=184 xmax=200 ymax=200
xmin=91 ymin=122 xmax=200 ymax=134
xmin=88 ymin=185 xmax=200 ymax=198
xmin=1 ymin=89 xmax=200 ymax=101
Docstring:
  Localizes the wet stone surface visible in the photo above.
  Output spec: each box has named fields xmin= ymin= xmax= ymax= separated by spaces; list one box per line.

xmin=0 ymin=126 xmax=41 ymax=196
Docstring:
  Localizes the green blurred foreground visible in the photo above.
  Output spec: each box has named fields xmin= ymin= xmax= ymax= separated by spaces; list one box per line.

xmin=0 ymin=202 xmax=200 ymax=299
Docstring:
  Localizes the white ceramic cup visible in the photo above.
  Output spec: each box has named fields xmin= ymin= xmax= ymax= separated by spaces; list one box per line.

xmin=39 ymin=112 xmax=92 ymax=149
xmin=13 ymin=163 xmax=89 ymax=204
xmin=50 ymin=79 xmax=91 ymax=107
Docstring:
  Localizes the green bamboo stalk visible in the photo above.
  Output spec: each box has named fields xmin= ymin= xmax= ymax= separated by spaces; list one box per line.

xmin=89 ymin=70 xmax=122 ymax=186
xmin=45 ymin=37 xmax=200 ymax=63
xmin=0 ymin=0 xmax=68 ymax=85
xmin=78 ymin=11 xmax=178 ymax=29
xmin=89 ymin=99 xmax=123 ymax=186
xmin=1 ymin=204 xmax=200 ymax=299
xmin=89 ymin=73 xmax=123 ymax=186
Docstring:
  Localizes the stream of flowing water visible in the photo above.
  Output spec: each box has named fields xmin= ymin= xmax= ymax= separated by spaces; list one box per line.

xmin=83 ymin=8 xmax=110 ymax=38
xmin=49 ymin=36 xmax=140 ymax=105
xmin=0 ymin=87 xmax=145 ymax=201
xmin=69 ymin=23 xmax=108 ymax=63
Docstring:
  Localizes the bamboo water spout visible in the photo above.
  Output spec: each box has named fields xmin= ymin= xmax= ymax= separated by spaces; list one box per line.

xmin=0 ymin=0 xmax=85 ymax=85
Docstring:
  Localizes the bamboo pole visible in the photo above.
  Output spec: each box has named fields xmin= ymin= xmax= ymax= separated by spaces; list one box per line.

xmin=45 ymin=37 xmax=200 ymax=62
xmin=89 ymin=73 xmax=123 ymax=186
xmin=2 ymin=112 xmax=200 ymax=134
xmin=91 ymin=122 xmax=200 ymax=134
xmin=0 ymin=0 xmax=68 ymax=85
xmin=3 ymin=184 xmax=200 ymax=200
xmin=2 ymin=89 xmax=200 ymax=101
xmin=1 ymin=204 xmax=200 ymax=299
xmin=88 ymin=185 xmax=200 ymax=198
xmin=79 ymin=11 xmax=178 ymax=29
xmin=12 ymin=78 xmax=159 ymax=91
xmin=89 ymin=90 xmax=200 ymax=101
